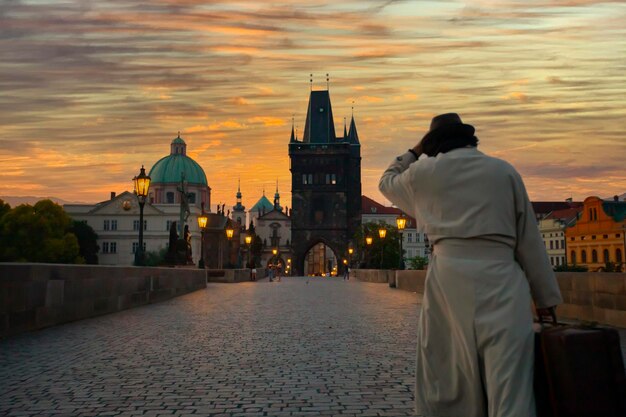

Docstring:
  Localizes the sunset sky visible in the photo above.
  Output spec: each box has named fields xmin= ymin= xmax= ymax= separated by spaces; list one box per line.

xmin=1 ymin=0 xmax=625 ymax=210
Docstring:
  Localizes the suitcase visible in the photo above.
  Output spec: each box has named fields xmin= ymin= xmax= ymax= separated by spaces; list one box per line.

xmin=534 ymin=320 xmax=626 ymax=417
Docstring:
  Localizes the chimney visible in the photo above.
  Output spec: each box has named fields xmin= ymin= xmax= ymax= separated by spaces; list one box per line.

xmin=614 ymin=195 xmax=619 ymax=202
xmin=565 ymin=197 xmax=573 ymax=203
xmin=110 ymin=191 xmax=116 ymax=200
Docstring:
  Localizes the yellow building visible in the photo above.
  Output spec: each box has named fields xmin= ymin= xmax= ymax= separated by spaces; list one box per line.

xmin=566 ymin=196 xmax=626 ymax=271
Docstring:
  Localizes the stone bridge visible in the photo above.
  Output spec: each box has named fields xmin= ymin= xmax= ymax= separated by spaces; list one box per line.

xmin=1 ymin=277 xmax=417 ymax=416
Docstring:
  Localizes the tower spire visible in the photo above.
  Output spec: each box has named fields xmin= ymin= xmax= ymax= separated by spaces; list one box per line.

xmin=343 ymin=117 xmax=347 ymax=139
xmin=310 ymin=73 xmax=313 ymax=91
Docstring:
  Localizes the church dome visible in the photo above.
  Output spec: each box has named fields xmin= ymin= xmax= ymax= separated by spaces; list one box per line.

xmin=149 ymin=135 xmax=208 ymax=185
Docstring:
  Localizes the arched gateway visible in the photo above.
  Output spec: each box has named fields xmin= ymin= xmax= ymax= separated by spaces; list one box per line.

xmin=289 ymin=87 xmax=362 ymax=276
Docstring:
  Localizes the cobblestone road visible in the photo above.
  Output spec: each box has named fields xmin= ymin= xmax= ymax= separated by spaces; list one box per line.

xmin=0 ymin=278 xmax=419 ymax=417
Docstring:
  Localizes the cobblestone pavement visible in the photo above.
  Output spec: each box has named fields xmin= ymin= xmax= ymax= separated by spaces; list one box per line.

xmin=0 ymin=278 xmax=419 ymax=417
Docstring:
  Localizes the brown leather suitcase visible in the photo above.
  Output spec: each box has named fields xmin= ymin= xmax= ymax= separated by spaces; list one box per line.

xmin=534 ymin=323 xmax=626 ymax=417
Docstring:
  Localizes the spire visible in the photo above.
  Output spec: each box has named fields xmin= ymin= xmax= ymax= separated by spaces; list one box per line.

xmin=302 ymin=90 xmax=336 ymax=143
xmin=273 ymin=179 xmax=281 ymax=211
xmin=290 ymin=115 xmax=296 ymax=142
xmin=234 ymin=178 xmax=245 ymax=212
xmin=348 ymin=115 xmax=360 ymax=144
xmin=236 ymin=178 xmax=242 ymax=199
xmin=343 ymin=117 xmax=348 ymax=139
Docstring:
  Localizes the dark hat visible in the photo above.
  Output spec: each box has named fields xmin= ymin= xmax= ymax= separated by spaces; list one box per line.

xmin=422 ymin=113 xmax=475 ymax=142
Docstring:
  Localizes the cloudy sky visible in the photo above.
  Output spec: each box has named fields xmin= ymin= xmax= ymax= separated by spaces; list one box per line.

xmin=1 ymin=0 xmax=625 ymax=209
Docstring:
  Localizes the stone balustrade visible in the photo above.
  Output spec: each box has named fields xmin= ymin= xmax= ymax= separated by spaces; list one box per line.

xmin=0 ymin=263 xmax=207 ymax=338
xmin=354 ymin=269 xmax=626 ymax=328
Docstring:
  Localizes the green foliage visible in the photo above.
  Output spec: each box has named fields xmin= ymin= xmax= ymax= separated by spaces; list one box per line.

xmin=353 ymin=221 xmax=402 ymax=270
xmin=408 ymin=255 xmax=429 ymax=270
xmin=69 ymin=220 xmax=99 ymax=264
xmin=144 ymin=248 xmax=168 ymax=267
xmin=0 ymin=199 xmax=10 ymax=220
xmin=554 ymin=264 xmax=589 ymax=272
xmin=0 ymin=199 xmax=82 ymax=263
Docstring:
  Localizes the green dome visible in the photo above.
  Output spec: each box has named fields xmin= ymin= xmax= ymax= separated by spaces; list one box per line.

xmin=149 ymin=136 xmax=208 ymax=185
xmin=149 ymin=154 xmax=207 ymax=185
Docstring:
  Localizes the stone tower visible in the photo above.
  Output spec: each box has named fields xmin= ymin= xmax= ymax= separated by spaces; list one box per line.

xmin=289 ymin=89 xmax=362 ymax=275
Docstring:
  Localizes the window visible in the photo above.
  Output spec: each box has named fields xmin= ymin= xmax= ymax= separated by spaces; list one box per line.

xmin=550 ymin=241 xmax=554 ymax=250
xmin=331 ymin=174 xmax=336 ymax=185
xmin=603 ymin=235 xmax=608 ymax=239
xmin=111 ymin=220 xmax=117 ymax=231
xmin=592 ymin=235 xmax=596 ymax=240
xmin=309 ymin=174 xmax=313 ymax=184
xmin=617 ymin=234 xmax=621 ymax=239
xmin=603 ymin=249 xmax=609 ymax=263
xmin=550 ymin=257 xmax=554 ymax=266
xmin=103 ymin=220 xmax=110 ymax=231
xmin=581 ymin=250 xmax=587 ymax=263
xmin=571 ymin=251 xmax=577 ymax=264
xmin=132 ymin=242 xmax=146 ymax=254
xmin=591 ymin=250 xmax=598 ymax=263
xmin=188 ymin=193 xmax=196 ymax=204
xmin=133 ymin=220 xmax=147 ymax=231
xmin=102 ymin=242 xmax=117 ymax=254
xmin=166 ymin=192 xmax=175 ymax=204
xmin=407 ymin=233 xmax=413 ymax=243
xmin=617 ymin=249 xmax=623 ymax=263
xmin=325 ymin=174 xmax=330 ymax=184
xmin=570 ymin=237 xmax=575 ymax=241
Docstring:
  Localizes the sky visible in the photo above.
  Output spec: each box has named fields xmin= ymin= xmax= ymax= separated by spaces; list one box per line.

xmin=1 ymin=0 xmax=625 ymax=210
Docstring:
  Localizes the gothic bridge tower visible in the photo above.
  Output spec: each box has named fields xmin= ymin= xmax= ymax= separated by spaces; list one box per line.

xmin=289 ymin=88 xmax=362 ymax=276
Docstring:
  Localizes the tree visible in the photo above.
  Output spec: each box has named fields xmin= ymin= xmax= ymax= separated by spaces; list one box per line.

xmin=69 ymin=220 xmax=99 ymax=264
xmin=246 ymin=221 xmax=263 ymax=267
xmin=353 ymin=221 xmax=402 ymax=269
xmin=408 ymin=255 xmax=429 ymax=270
xmin=0 ymin=199 xmax=81 ymax=263
xmin=0 ymin=199 xmax=10 ymax=220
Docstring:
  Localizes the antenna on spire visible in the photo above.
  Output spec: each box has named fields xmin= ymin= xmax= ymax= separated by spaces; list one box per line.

xmin=276 ymin=178 xmax=279 ymax=192
xmin=310 ymin=73 xmax=313 ymax=91
xmin=238 ymin=177 xmax=241 ymax=192
xmin=351 ymin=100 xmax=355 ymax=117
xmin=326 ymin=73 xmax=329 ymax=90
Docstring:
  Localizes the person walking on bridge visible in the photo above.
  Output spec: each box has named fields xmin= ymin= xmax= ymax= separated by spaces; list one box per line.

xmin=379 ymin=113 xmax=562 ymax=417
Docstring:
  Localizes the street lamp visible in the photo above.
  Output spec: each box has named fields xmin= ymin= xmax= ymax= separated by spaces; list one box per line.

xmin=348 ymin=247 xmax=354 ymax=268
xmin=226 ymin=226 xmax=234 ymax=240
xmin=197 ymin=210 xmax=208 ymax=269
xmin=133 ymin=165 xmax=151 ymax=266
xmin=378 ymin=227 xmax=386 ymax=269
xmin=396 ymin=213 xmax=407 ymax=270
xmin=366 ymin=236 xmax=373 ymax=246
xmin=245 ymin=234 xmax=252 ymax=268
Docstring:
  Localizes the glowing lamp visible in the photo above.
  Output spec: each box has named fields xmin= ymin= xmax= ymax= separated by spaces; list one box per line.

xmin=197 ymin=213 xmax=208 ymax=230
xmin=396 ymin=214 xmax=407 ymax=231
xmin=226 ymin=227 xmax=234 ymax=240
xmin=366 ymin=236 xmax=373 ymax=245
xmin=348 ymin=248 xmax=354 ymax=255
xmin=378 ymin=228 xmax=387 ymax=239
xmin=245 ymin=235 xmax=252 ymax=245
xmin=133 ymin=165 xmax=151 ymax=200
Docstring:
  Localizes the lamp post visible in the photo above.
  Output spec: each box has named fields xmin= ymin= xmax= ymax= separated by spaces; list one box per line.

xmin=396 ymin=213 xmax=407 ymax=270
xmin=365 ymin=236 xmax=373 ymax=268
xmin=197 ymin=210 xmax=208 ymax=269
xmin=287 ymin=258 xmax=291 ymax=276
xmin=348 ymin=247 xmax=354 ymax=267
xmin=133 ymin=165 xmax=151 ymax=266
xmin=378 ymin=228 xmax=387 ymax=269
xmin=245 ymin=234 xmax=252 ymax=268
xmin=224 ymin=223 xmax=234 ymax=268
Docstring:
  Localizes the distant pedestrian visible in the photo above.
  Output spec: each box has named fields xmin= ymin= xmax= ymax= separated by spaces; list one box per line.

xmin=379 ymin=113 xmax=562 ymax=417
xmin=251 ymin=268 xmax=257 ymax=281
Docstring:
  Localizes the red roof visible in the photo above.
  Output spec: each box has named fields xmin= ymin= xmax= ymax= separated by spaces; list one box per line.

xmin=531 ymin=201 xmax=582 ymax=216
xmin=361 ymin=195 xmax=417 ymax=226
xmin=545 ymin=207 xmax=582 ymax=223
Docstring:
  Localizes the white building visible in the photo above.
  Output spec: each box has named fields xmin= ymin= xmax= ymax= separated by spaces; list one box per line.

xmin=64 ymin=135 xmax=210 ymax=266
xmin=538 ymin=207 xmax=581 ymax=268
xmin=361 ymin=196 xmax=429 ymax=264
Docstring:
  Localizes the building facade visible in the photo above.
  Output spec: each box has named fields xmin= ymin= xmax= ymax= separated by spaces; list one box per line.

xmin=538 ymin=207 xmax=582 ymax=268
xmin=64 ymin=135 xmax=210 ymax=266
xmin=361 ymin=195 xmax=429 ymax=264
xmin=566 ymin=196 xmax=626 ymax=271
xmin=289 ymin=89 xmax=362 ymax=276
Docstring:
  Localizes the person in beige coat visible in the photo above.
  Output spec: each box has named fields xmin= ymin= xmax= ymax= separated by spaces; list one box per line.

xmin=379 ymin=113 xmax=562 ymax=417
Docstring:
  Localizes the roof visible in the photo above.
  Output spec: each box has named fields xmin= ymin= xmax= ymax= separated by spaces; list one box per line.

xmin=347 ymin=116 xmax=359 ymax=144
xmin=250 ymin=195 xmax=274 ymax=214
xmin=361 ymin=195 xmax=417 ymax=226
xmin=149 ymin=154 xmax=207 ymax=185
xmin=602 ymin=201 xmax=626 ymax=222
xmin=545 ymin=207 xmax=582 ymax=225
xmin=302 ymin=90 xmax=337 ymax=144
xmin=532 ymin=201 xmax=582 ymax=216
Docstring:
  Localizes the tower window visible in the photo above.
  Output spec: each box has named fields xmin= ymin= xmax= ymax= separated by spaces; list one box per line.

xmin=188 ymin=193 xmax=196 ymax=204
xmin=166 ymin=192 xmax=175 ymax=204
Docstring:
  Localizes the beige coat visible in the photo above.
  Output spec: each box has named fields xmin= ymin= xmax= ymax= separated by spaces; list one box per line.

xmin=379 ymin=147 xmax=562 ymax=417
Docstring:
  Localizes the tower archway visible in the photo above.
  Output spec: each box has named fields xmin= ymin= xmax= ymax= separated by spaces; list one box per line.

xmin=303 ymin=241 xmax=339 ymax=276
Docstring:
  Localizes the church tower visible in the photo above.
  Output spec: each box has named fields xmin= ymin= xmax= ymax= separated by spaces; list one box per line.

xmin=289 ymin=87 xmax=362 ymax=275
xmin=232 ymin=179 xmax=246 ymax=228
